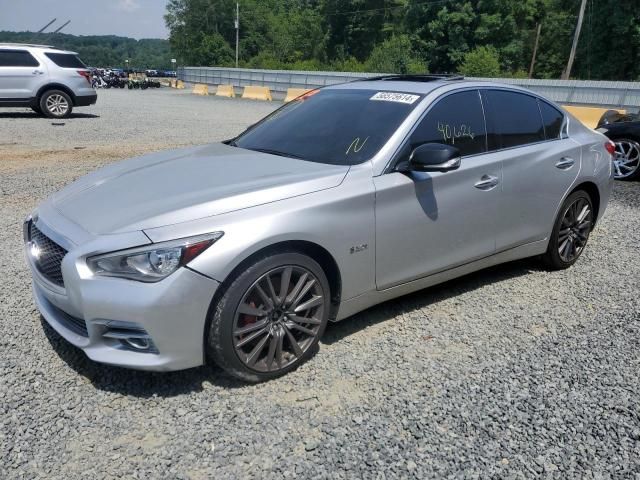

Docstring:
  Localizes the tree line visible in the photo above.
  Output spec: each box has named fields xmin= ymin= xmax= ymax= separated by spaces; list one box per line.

xmin=165 ymin=0 xmax=640 ymax=80
xmin=0 ymin=31 xmax=172 ymax=69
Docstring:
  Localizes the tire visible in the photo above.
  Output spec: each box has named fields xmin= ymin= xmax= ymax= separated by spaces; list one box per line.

xmin=39 ymin=90 xmax=73 ymax=119
xmin=612 ymin=138 xmax=640 ymax=180
xmin=542 ymin=190 xmax=594 ymax=270
xmin=31 ymin=105 xmax=42 ymax=115
xmin=207 ymin=251 xmax=331 ymax=382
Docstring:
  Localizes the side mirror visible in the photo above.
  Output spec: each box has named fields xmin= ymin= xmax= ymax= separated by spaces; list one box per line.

xmin=405 ymin=143 xmax=461 ymax=172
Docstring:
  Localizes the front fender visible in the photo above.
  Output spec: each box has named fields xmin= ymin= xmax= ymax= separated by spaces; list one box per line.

xmin=143 ymin=165 xmax=377 ymax=302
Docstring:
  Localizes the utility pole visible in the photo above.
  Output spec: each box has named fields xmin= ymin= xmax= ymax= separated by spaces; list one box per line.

xmin=235 ymin=2 xmax=239 ymax=68
xmin=562 ymin=0 xmax=587 ymax=80
xmin=528 ymin=22 xmax=542 ymax=79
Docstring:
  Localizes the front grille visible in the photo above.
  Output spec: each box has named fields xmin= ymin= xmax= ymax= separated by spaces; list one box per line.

xmin=28 ymin=222 xmax=68 ymax=287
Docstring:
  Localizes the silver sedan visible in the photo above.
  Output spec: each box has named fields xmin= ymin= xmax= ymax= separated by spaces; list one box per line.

xmin=24 ymin=76 xmax=615 ymax=381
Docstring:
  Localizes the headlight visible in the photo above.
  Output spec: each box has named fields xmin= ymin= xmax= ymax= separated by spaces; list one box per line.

xmin=87 ymin=232 xmax=223 ymax=282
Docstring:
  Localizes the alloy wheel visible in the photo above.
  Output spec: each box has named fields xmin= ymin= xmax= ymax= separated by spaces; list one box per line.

xmin=45 ymin=94 xmax=69 ymax=117
xmin=557 ymin=197 xmax=593 ymax=263
xmin=232 ymin=265 xmax=325 ymax=373
xmin=613 ymin=140 xmax=640 ymax=179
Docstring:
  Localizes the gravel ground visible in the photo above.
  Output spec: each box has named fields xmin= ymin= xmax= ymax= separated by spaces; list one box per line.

xmin=1 ymin=89 xmax=639 ymax=479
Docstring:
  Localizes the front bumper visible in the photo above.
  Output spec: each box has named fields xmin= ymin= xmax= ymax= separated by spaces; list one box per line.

xmin=26 ymin=220 xmax=219 ymax=372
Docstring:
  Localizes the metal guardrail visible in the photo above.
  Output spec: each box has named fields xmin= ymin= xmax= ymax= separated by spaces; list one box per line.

xmin=178 ymin=67 xmax=640 ymax=109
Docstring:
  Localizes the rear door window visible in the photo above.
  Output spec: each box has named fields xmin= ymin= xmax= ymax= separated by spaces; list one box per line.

xmin=538 ymin=99 xmax=564 ymax=140
xmin=45 ymin=53 xmax=86 ymax=68
xmin=409 ymin=90 xmax=487 ymax=157
xmin=0 ymin=50 xmax=40 ymax=67
xmin=482 ymin=90 xmax=545 ymax=150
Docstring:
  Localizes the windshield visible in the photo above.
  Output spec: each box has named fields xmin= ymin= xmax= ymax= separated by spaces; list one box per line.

xmin=233 ymin=89 xmax=423 ymax=165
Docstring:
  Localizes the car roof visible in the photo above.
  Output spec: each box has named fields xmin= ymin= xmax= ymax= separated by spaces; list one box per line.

xmin=0 ymin=43 xmax=78 ymax=55
xmin=326 ymin=75 xmax=541 ymax=97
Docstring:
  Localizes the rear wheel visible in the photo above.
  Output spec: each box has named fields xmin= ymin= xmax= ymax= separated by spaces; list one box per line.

xmin=207 ymin=252 xmax=330 ymax=382
xmin=542 ymin=190 xmax=594 ymax=270
xmin=40 ymin=90 xmax=73 ymax=119
xmin=612 ymin=138 xmax=640 ymax=180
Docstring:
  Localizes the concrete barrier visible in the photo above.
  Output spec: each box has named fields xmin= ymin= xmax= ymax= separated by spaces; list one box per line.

xmin=176 ymin=80 xmax=185 ymax=89
xmin=192 ymin=84 xmax=209 ymax=96
xmin=284 ymin=88 xmax=313 ymax=102
xmin=170 ymin=79 xmax=177 ymax=88
xmin=562 ymin=105 xmax=626 ymax=129
xmin=216 ymin=85 xmax=236 ymax=98
xmin=242 ymin=85 xmax=273 ymax=101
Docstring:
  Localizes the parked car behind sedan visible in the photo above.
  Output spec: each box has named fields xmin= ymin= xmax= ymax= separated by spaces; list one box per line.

xmin=24 ymin=75 xmax=614 ymax=382
xmin=597 ymin=111 xmax=640 ymax=180
xmin=0 ymin=43 xmax=96 ymax=118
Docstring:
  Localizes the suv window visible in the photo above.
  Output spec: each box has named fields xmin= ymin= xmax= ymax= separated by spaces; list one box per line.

xmin=0 ymin=50 xmax=40 ymax=67
xmin=408 ymin=90 xmax=487 ymax=157
xmin=45 ymin=53 xmax=86 ymax=68
xmin=483 ymin=90 xmax=545 ymax=149
xmin=538 ymin=99 xmax=564 ymax=140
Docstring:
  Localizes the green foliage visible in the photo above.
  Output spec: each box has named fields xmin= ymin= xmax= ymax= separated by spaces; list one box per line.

xmin=365 ymin=35 xmax=426 ymax=74
xmin=168 ymin=0 xmax=640 ymax=80
xmin=6 ymin=0 xmax=638 ymax=80
xmin=0 ymin=31 xmax=171 ymax=69
xmin=459 ymin=46 xmax=501 ymax=77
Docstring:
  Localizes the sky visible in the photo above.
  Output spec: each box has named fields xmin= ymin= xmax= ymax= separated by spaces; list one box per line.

xmin=0 ymin=0 xmax=170 ymax=39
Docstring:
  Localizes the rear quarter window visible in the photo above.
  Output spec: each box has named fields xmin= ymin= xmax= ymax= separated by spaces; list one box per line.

xmin=45 ymin=53 xmax=86 ymax=68
xmin=538 ymin=99 xmax=564 ymax=140
xmin=0 ymin=50 xmax=40 ymax=67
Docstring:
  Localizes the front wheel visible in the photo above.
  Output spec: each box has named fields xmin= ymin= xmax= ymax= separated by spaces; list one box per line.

xmin=542 ymin=190 xmax=594 ymax=270
xmin=40 ymin=90 xmax=73 ymax=119
xmin=207 ymin=252 xmax=330 ymax=382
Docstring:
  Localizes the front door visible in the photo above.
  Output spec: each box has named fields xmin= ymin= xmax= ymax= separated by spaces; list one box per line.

xmin=374 ymin=89 xmax=501 ymax=290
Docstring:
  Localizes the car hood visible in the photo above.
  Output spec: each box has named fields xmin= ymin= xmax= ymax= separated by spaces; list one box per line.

xmin=50 ymin=143 xmax=349 ymax=235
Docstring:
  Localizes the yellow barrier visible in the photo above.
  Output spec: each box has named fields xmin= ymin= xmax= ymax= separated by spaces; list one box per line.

xmin=216 ymin=85 xmax=236 ymax=98
xmin=284 ymin=88 xmax=312 ymax=102
xmin=562 ymin=105 xmax=626 ymax=129
xmin=242 ymin=85 xmax=273 ymax=101
xmin=192 ymin=84 xmax=209 ymax=96
xmin=176 ymin=80 xmax=185 ymax=89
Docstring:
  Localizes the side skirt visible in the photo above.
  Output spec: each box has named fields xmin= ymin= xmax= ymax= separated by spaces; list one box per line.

xmin=333 ymin=239 xmax=548 ymax=321
xmin=0 ymin=98 xmax=33 ymax=107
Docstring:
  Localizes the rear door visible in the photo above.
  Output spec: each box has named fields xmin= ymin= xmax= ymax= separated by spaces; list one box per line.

xmin=374 ymin=89 xmax=502 ymax=289
xmin=480 ymin=89 xmax=581 ymax=250
xmin=0 ymin=49 xmax=45 ymax=100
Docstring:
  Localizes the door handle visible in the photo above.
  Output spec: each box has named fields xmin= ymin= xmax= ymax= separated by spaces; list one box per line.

xmin=555 ymin=157 xmax=575 ymax=169
xmin=474 ymin=174 xmax=499 ymax=190
xmin=32 ymin=70 xmax=44 ymax=75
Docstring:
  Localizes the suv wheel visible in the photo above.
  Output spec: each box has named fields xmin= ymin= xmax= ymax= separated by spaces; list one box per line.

xmin=40 ymin=90 xmax=73 ymax=119
xmin=207 ymin=252 xmax=330 ymax=382
xmin=31 ymin=105 xmax=42 ymax=115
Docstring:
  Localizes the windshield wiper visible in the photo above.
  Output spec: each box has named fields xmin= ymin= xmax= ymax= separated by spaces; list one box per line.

xmin=248 ymin=147 xmax=306 ymax=160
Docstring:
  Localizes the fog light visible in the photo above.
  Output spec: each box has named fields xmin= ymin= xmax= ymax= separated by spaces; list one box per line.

xmin=122 ymin=337 xmax=151 ymax=351
xmin=100 ymin=322 xmax=157 ymax=354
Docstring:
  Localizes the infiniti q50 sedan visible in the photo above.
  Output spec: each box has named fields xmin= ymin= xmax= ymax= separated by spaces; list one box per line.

xmin=24 ymin=75 xmax=615 ymax=382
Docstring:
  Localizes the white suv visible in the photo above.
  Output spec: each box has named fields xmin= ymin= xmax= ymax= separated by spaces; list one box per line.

xmin=0 ymin=43 xmax=97 ymax=118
